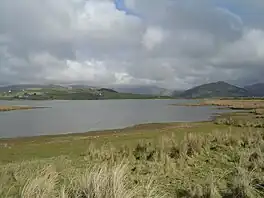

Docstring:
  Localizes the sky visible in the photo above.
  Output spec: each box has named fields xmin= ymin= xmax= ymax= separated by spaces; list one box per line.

xmin=0 ymin=0 xmax=264 ymax=89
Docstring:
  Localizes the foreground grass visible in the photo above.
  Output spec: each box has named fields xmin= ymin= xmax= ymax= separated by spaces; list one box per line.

xmin=1 ymin=127 xmax=264 ymax=197
xmin=0 ymin=122 xmax=221 ymax=163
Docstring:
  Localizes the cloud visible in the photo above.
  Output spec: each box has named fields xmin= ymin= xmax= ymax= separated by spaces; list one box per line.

xmin=0 ymin=0 xmax=264 ymax=89
xmin=142 ymin=26 xmax=166 ymax=50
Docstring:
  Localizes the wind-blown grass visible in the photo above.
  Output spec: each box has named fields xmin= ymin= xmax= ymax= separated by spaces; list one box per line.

xmin=1 ymin=127 xmax=264 ymax=197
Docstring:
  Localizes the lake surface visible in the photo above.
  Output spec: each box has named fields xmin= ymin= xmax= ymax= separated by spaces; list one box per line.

xmin=0 ymin=99 xmax=230 ymax=138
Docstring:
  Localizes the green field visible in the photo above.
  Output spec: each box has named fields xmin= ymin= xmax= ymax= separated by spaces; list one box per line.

xmin=0 ymin=86 xmax=171 ymax=100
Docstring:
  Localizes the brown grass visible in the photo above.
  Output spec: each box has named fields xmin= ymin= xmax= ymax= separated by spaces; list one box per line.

xmin=203 ymin=99 xmax=264 ymax=109
xmin=1 ymin=128 xmax=264 ymax=197
xmin=173 ymin=99 xmax=264 ymax=110
xmin=0 ymin=105 xmax=49 ymax=112
xmin=0 ymin=105 xmax=34 ymax=112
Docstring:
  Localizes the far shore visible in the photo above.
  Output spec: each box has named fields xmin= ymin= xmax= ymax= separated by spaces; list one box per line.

xmin=172 ymin=99 xmax=264 ymax=109
xmin=0 ymin=105 xmax=48 ymax=112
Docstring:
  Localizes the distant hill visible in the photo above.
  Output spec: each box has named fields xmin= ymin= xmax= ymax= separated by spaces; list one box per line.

xmin=172 ymin=90 xmax=185 ymax=97
xmin=0 ymin=84 xmax=169 ymax=100
xmin=99 ymin=88 xmax=118 ymax=93
xmin=178 ymin=81 xmax=249 ymax=98
xmin=244 ymin=83 xmax=264 ymax=97
xmin=112 ymin=85 xmax=173 ymax=96
xmin=0 ymin=84 xmax=64 ymax=91
xmin=66 ymin=84 xmax=97 ymax=89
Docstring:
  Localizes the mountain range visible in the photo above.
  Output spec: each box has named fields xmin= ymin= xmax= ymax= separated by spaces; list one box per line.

xmin=244 ymin=83 xmax=264 ymax=97
xmin=111 ymin=82 xmax=264 ymax=98
xmin=111 ymin=85 xmax=175 ymax=96
xmin=173 ymin=81 xmax=264 ymax=98
xmin=0 ymin=81 xmax=264 ymax=98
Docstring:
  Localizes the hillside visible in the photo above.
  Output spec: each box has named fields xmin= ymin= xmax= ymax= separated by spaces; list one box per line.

xmin=0 ymin=84 xmax=63 ymax=92
xmin=178 ymin=81 xmax=249 ymax=98
xmin=244 ymin=83 xmax=264 ymax=97
xmin=112 ymin=85 xmax=173 ymax=96
xmin=0 ymin=84 xmax=168 ymax=100
xmin=172 ymin=90 xmax=185 ymax=97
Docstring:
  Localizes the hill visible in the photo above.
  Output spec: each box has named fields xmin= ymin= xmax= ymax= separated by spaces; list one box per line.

xmin=244 ymin=83 xmax=264 ymax=97
xmin=0 ymin=84 xmax=168 ymax=100
xmin=172 ymin=90 xmax=185 ymax=97
xmin=178 ymin=81 xmax=249 ymax=98
xmin=112 ymin=85 xmax=173 ymax=96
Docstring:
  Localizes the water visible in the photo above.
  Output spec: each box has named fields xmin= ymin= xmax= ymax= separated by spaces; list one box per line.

xmin=0 ymin=99 xmax=229 ymax=138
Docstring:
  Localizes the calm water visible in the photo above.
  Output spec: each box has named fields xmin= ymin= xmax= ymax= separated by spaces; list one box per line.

xmin=0 ymin=99 xmax=229 ymax=138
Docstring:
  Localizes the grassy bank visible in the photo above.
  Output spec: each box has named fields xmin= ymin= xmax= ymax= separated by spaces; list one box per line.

xmin=1 ymin=99 xmax=264 ymax=197
xmin=0 ymin=105 xmax=38 ymax=112
xmin=173 ymin=99 xmax=264 ymax=109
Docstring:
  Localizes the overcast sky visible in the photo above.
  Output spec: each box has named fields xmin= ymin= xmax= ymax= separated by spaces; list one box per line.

xmin=1 ymin=0 xmax=264 ymax=89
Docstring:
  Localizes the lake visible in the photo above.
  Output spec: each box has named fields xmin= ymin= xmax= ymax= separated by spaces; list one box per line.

xmin=0 ymin=99 xmax=230 ymax=138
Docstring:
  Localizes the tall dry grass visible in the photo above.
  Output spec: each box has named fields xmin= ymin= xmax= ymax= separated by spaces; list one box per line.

xmin=214 ymin=116 xmax=264 ymax=128
xmin=203 ymin=99 xmax=264 ymax=109
xmin=1 ymin=128 xmax=264 ymax=197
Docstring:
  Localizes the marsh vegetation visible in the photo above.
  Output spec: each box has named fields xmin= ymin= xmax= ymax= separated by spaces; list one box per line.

xmin=1 ymin=127 xmax=264 ymax=197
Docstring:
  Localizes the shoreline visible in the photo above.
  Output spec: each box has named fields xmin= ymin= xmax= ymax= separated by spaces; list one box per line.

xmin=1 ymin=98 xmax=263 ymax=164
xmin=172 ymin=99 xmax=264 ymax=109
xmin=0 ymin=99 xmax=224 ymax=140
xmin=0 ymin=111 xmax=227 ymax=142
xmin=0 ymin=97 xmax=172 ymax=101
xmin=0 ymin=98 xmax=259 ymax=141
xmin=0 ymin=105 xmax=49 ymax=112
xmin=0 ymin=120 xmax=212 ymax=142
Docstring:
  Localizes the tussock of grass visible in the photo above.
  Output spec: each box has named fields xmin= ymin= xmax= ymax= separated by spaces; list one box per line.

xmin=214 ymin=116 xmax=264 ymax=128
xmin=1 ymin=128 xmax=264 ymax=197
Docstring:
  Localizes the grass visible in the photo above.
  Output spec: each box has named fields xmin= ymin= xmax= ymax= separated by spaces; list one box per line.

xmin=210 ymin=100 xmax=264 ymax=128
xmin=1 ymin=98 xmax=264 ymax=197
xmin=174 ymin=99 xmax=264 ymax=109
xmin=1 ymin=127 xmax=264 ymax=197
xmin=0 ymin=122 xmax=220 ymax=163
xmin=0 ymin=87 xmax=171 ymax=100
xmin=204 ymin=99 xmax=264 ymax=109
xmin=174 ymin=99 xmax=264 ymax=128
xmin=0 ymin=105 xmax=36 ymax=112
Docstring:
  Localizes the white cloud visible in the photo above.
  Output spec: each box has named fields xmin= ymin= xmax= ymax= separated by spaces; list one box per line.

xmin=211 ymin=29 xmax=264 ymax=66
xmin=75 ymin=0 xmax=141 ymax=38
xmin=142 ymin=26 xmax=166 ymax=50
xmin=0 ymin=0 xmax=264 ymax=89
